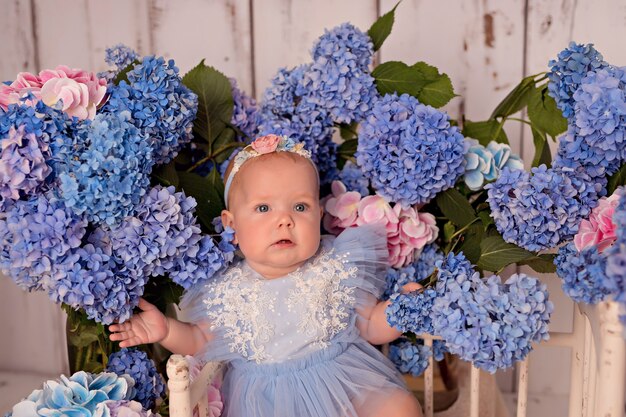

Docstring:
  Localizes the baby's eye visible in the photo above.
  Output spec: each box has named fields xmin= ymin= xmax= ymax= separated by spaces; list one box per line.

xmin=256 ymin=204 xmax=269 ymax=213
xmin=294 ymin=203 xmax=308 ymax=212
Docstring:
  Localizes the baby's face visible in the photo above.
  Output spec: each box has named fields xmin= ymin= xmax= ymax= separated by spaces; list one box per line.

xmin=222 ymin=154 xmax=322 ymax=279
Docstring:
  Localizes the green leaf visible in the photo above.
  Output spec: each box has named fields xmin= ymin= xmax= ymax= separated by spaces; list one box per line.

xmin=436 ymin=188 xmax=477 ymax=228
xmin=338 ymin=139 xmax=358 ymax=168
xmin=367 ymin=1 xmax=400 ymax=51
xmin=412 ymin=62 xmax=456 ymax=108
xmin=607 ymin=163 xmax=626 ymax=194
xmin=68 ymin=330 xmax=100 ymax=348
xmin=490 ymin=74 xmax=537 ymax=118
xmin=177 ymin=171 xmax=223 ymax=231
xmin=182 ymin=60 xmax=233 ymax=143
xmin=112 ymin=59 xmax=140 ymax=85
xmin=527 ymin=85 xmax=567 ymax=137
xmin=212 ymin=127 xmax=237 ymax=163
xmin=462 ymin=119 xmax=509 ymax=146
xmin=477 ymin=235 xmax=535 ymax=272
xmin=208 ymin=167 xmax=225 ymax=199
xmin=339 ymin=122 xmax=359 ymax=140
xmin=372 ymin=61 xmax=455 ymax=108
xmin=530 ymin=127 xmax=552 ymax=168
xmin=518 ymin=254 xmax=557 ymax=274
xmin=478 ymin=210 xmax=494 ymax=231
xmin=443 ymin=221 xmax=456 ymax=242
xmin=458 ymin=223 xmax=484 ymax=264
xmin=151 ymin=163 xmax=179 ymax=187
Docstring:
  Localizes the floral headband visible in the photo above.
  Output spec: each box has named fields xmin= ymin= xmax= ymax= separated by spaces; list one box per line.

xmin=224 ymin=134 xmax=315 ymax=208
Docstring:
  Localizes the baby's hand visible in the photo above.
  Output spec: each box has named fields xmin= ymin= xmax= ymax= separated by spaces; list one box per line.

xmin=400 ymin=282 xmax=423 ymax=294
xmin=109 ymin=298 xmax=169 ymax=348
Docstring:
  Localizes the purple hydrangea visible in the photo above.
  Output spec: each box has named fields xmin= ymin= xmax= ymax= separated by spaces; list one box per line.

xmin=299 ymin=23 xmax=377 ymax=124
xmin=389 ymin=339 xmax=431 ymax=377
xmin=0 ymin=193 xmax=87 ymax=291
xmin=104 ymin=186 xmax=227 ymax=289
xmin=212 ymin=216 xmax=238 ymax=264
xmin=230 ymin=78 xmax=260 ymax=142
xmin=555 ymin=242 xmax=613 ymax=304
xmin=0 ymin=102 xmax=76 ymax=204
xmin=547 ymin=42 xmax=608 ymax=119
xmin=338 ymin=161 xmax=370 ymax=197
xmin=356 ymin=93 xmax=466 ymax=206
xmin=486 ymin=165 xmax=603 ymax=251
xmin=103 ymin=56 xmax=198 ymax=165
xmin=107 ymin=349 xmax=165 ymax=410
xmin=54 ymin=111 xmax=153 ymax=226
xmin=94 ymin=400 xmax=156 ymax=417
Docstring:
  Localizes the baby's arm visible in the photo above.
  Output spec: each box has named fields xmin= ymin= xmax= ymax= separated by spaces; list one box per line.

xmin=109 ymin=298 xmax=209 ymax=356
xmin=356 ymin=282 xmax=422 ymax=345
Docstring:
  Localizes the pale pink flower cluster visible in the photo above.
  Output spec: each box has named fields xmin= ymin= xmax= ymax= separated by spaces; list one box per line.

xmin=0 ymin=65 xmax=107 ymax=120
xmin=185 ymin=355 xmax=224 ymax=417
xmin=574 ymin=192 xmax=621 ymax=253
xmin=324 ymin=181 xmax=438 ymax=268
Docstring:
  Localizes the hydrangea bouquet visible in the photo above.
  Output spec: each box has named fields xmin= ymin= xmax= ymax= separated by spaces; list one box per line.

xmin=2 ymin=4 xmax=625 ymax=414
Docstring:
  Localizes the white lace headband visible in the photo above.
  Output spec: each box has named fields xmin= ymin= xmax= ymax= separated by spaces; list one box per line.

xmin=223 ymin=134 xmax=315 ymax=208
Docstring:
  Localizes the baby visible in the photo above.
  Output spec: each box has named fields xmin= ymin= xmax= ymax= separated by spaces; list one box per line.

xmin=110 ymin=134 xmax=423 ymax=417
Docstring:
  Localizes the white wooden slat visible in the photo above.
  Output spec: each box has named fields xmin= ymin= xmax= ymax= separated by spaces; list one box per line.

xmin=149 ymin=0 xmax=253 ymax=94
xmin=516 ymin=359 xmax=528 ymax=417
xmin=252 ymin=0 xmax=377 ymax=98
xmin=0 ymin=0 xmax=37 ymax=79
xmin=380 ymin=0 xmax=526 ymax=156
xmin=470 ymin=364 xmax=480 ymax=417
xmin=423 ymin=338 xmax=434 ymax=417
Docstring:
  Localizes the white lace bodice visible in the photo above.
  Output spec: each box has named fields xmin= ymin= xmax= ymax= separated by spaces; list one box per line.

xmin=203 ymin=245 xmax=358 ymax=363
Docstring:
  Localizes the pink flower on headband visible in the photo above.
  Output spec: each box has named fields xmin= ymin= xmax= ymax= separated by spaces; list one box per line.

xmin=251 ymin=134 xmax=281 ymax=154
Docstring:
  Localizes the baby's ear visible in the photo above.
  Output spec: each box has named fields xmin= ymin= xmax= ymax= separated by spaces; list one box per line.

xmin=221 ymin=210 xmax=238 ymax=243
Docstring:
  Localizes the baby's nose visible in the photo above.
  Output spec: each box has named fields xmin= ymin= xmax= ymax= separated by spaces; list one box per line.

xmin=277 ymin=212 xmax=294 ymax=228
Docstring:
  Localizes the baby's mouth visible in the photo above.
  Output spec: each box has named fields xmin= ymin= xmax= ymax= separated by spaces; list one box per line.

xmin=273 ymin=239 xmax=293 ymax=245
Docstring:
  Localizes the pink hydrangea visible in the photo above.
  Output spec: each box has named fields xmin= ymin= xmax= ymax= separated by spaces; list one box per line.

xmin=574 ymin=192 xmax=621 ymax=252
xmin=355 ymin=194 xmax=399 ymax=233
xmin=0 ymin=71 xmax=42 ymax=109
xmin=186 ymin=356 xmax=223 ymax=417
xmin=40 ymin=65 xmax=107 ymax=120
xmin=0 ymin=66 xmax=106 ymax=120
xmin=386 ymin=206 xmax=438 ymax=268
xmin=323 ymin=181 xmax=361 ymax=233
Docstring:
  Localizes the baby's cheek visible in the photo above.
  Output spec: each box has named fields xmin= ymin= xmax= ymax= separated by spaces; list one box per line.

xmin=401 ymin=282 xmax=423 ymax=294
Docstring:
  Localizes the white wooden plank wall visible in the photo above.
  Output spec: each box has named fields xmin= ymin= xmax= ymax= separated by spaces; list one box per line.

xmin=0 ymin=0 xmax=624 ymax=412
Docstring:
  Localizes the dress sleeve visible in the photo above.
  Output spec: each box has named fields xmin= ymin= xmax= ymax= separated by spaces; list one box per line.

xmin=331 ymin=223 xmax=389 ymax=315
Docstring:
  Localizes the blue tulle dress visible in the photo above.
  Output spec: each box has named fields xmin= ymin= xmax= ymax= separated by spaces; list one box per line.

xmin=181 ymin=225 xmax=407 ymax=417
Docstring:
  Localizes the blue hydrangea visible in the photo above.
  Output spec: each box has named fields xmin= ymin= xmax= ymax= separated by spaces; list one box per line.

xmin=261 ymin=65 xmax=309 ymax=116
xmin=432 ymin=261 xmax=553 ymax=373
xmin=464 ymin=140 xmax=524 ymax=191
xmin=105 ymin=44 xmax=139 ymax=70
xmin=0 ymin=193 xmax=87 ymax=292
xmin=356 ymin=93 xmax=466 ymax=206
xmin=486 ymin=165 xmax=603 ymax=251
xmin=103 ymin=56 xmax=198 ymax=165
xmin=311 ymin=22 xmax=373 ymax=71
xmin=230 ymin=78 xmax=260 ymax=142
xmin=554 ymin=242 xmax=612 ymax=304
xmin=54 ymin=111 xmax=153 ymax=226
xmin=389 ymin=339 xmax=431 ymax=377
xmin=386 ymin=288 xmax=437 ymax=335
xmin=434 ymin=251 xmax=476 ymax=295
xmin=94 ymin=400 xmax=155 ymax=417
xmin=107 ymin=349 xmax=165 ymax=410
xmin=213 ymin=217 xmax=238 ymax=264
xmin=338 ymin=161 xmax=370 ymax=197
xmin=104 ymin=186 xmax=227 ymax=289
xmin=6 ymin=371 xmax=132 ymax=417
xmin=383 ymin=243 xmax=444 ymax=299
xmin=547 ymin=42 xmax=608 ymax=119
xmin=433 ymin=340 xmax=447 ymax=362
xmin=299 ymin=48 xmax=378 ymax=124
